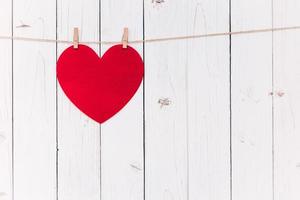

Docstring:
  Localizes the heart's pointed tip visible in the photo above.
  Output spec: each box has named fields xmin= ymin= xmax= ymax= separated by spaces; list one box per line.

xmin=97 ymin=118 xmax=107 ymax=124
xmin=90 ymin=115 xmax=112 ymax=124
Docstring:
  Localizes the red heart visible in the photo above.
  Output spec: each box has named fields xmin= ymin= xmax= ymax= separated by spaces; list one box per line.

xmin=57 ymin=44 xmax=144 ymax=123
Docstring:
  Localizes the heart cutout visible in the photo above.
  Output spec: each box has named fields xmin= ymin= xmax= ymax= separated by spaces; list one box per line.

xmin=57 ymin=44 xmax=144 ymax=123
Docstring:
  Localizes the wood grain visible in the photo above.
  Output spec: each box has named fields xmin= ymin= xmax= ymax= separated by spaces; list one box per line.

xmin=273 ymin=1 xmax=300 ymax=199
xmin=144 ymin=1 xmax=189 ymax=199
xmin=186 ymin=0 xmax=230 ymax=199
xmin=100 ymin=0 xmax=144 ymax=199
xmin=231 ymin=0 xmax=273 ymax=199
xmin=13 ymin=0 xmax=56 ymax=199
xmin=145 ymin=0 xmax=230 ymax=199
xmin=1 ymin=1 xmax=300 ymax=199
xmin=0 ymin=1 xmax=12 ymax=200
xmin=56 ymin=0 xmax=101 ymax=199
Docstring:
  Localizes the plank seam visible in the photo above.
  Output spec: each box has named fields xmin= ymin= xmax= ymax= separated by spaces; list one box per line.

xmin=99 ymin=0 xmax=102 ymax=199
xmin=142 ymin=0 xmax=146 ymax=199
xmin=271 ymin=0 xmax=275 ymax=199
xmin=229 ymin=0 xmax=232 ymax=199
xmin=55 ymin=0 xmax=59 ymax=199
xmin=11 ymin=0 xmax=15 ymax=198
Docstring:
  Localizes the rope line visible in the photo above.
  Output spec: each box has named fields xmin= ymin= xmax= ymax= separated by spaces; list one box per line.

xmin=0 ymin=25 xmax=300 ymax=45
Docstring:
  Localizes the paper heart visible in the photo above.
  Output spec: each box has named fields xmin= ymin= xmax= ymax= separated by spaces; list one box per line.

xmin=57 ymin=44 xmax=144 ymax=123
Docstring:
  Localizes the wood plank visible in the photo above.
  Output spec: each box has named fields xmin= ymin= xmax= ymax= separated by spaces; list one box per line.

xmin=56 ymin=0 xmax=101 ymax=199
xmin=144 ymin=1 xmax=188 ymax=199
xmin=273 ymin=1 xmax=300 ymax=199
xmin=231 ymin=0 xmax=273 ymax=199
xmin=145 ymin=0 xmax=230 ymax=199
xmin=0 ymin=1 xmax=12 ymax=200
xmin=100 ymin=0 xmax=144 ymax=199
xmin=186 ymin=0 xmax=231 ymax=199
xmin=13 ymin=0 xmax=56 ymax=199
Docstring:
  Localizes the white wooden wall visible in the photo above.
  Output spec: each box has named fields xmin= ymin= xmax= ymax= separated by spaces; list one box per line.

xmin=0 ymin=0 xmax=300 ymax=200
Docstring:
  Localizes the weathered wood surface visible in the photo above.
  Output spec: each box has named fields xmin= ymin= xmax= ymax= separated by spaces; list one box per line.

xmin=57 ymin=0 xmax=101 ymax=199
xmin=0 ymin=0 xmax=300 ymax=199
xmin=13 ymin=0 xmax=56 ymax=199
xmin=0 ymin=1 xmax=12 ymax=200
xmin=231 ymin=0 xmax=273 ymax=199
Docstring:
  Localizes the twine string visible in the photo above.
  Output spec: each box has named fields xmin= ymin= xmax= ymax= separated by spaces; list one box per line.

xmin=0 ymin=26 xmax=300 ymax=45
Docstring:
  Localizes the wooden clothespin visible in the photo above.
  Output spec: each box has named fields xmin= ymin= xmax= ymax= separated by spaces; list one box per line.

xmin=73 ymin=27 xmax=79 ymax=49
xmin=122 ymin=27 xmax=128 ymax=48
